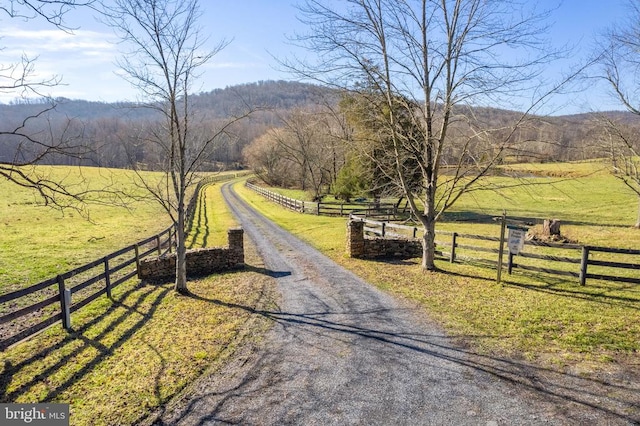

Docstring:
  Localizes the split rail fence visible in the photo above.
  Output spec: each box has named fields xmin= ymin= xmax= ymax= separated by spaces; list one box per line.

xmin=352 ymin=214 xmax=640 ymax=286
xmin=0 ymin=172 xmax=248 ymax=350
xmin=246 ymin=181 xmax=399 ymax=218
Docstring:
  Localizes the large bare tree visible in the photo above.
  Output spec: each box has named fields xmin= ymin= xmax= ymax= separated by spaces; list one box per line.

xmin=1 ymin=0 xmax=99 ymax=212
xmin=291 ymin=0 xmax=566 ymax=270
xmin=104 ymin=0 xmax=247 ymax=293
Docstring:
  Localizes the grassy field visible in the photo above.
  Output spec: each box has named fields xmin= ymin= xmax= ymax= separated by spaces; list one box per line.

xmin=235 ymin=163 xmax=640 ymax=373
xmin=0 ymin=166 xmax=172 ymax=293
xmin=0 ymin=167 xmax=247 ymax=293
xmin=0 ymin=172 xmax=278 ymax=426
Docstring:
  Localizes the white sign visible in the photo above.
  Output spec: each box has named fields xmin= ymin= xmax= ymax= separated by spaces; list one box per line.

xmin=507 ymin=226 xmax=527 ymax=255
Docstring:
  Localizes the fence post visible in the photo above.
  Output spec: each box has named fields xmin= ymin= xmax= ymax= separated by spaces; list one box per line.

xmin=507 ymin=252 xmax=514 ymax=274
xmin=134 ymin=244 xmax=141 ymax=272
xmin=104 ymin=257 xmax=112 ymax=298
xmin=57 ymin=275 xmax=71 ymax=330
xmin=497 ymin=211 xmax=507 ymax=284
xmin=450 ymin=232 xmax=457 ymax=263
xmin=156 ymin=234 xmax=161 ymax=256
xmin=579 ymin=246 xmax=590 ymax=286
xmin=381 ymin=222 xmax=386 ymax=237
xmin=413 ymin=227 xmax=418 ymax=239
xmin=316 ymin=202 xmax=321 ymax=215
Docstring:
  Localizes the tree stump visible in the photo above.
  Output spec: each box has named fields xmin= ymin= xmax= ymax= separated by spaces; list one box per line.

xmin=543 ymin=219 xmax=561 ymax=237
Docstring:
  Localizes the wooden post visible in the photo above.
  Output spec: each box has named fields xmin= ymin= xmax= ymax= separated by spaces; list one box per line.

xmin=134 ymin=244 xmax=141 ymax=272
xmin=413 ymin=227 xmax=418 ymax=239
xmin=507 ymin=252 xmax=514 ymax=274
xmin=450 ymin=232 xmax=458 ymax=263
xmin=579 ymin=246 xmax=590 ymax=286
xmin=104 ymin=257 xmax=112 ymax=298
xmin=156 ymin=235 xmax=162 ymax=255
xmin=63 ymin=288 xmax=71 ymax=329
xmin=497 ymin=211 xmax=507 ymax=284
xmin=316 ymin=202 xmax=321 ymax=215
xmin=381 ymin=222 xmax=386 ymax=237
xmin=57 ymin=275 xmax=71 ymax=330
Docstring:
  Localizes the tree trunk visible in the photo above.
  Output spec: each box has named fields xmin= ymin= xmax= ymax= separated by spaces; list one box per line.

xmin=174 ymin=201 xmax=188 ymax=294
xmin=421 ymin=219 xmax=437 ymax=270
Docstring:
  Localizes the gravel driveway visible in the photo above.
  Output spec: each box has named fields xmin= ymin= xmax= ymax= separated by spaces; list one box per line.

xmin=151 ymin=182 xmax=639 ymax=425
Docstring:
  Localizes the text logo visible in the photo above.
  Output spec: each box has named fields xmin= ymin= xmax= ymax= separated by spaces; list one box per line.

xmin=0 ymin=404 xmax=69 ymax=425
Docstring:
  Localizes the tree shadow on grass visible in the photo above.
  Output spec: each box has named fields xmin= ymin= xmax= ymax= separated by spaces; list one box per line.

xmin=0 ymin=281 xmax=171 ymax=403
xmin=157 ymin=292 xmax=640 ymax=425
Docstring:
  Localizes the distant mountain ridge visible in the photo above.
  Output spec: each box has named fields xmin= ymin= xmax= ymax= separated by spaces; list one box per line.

xmin=0 ymin=79 xmax=637 ymax=168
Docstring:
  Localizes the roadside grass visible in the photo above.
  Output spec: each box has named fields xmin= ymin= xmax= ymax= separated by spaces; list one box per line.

xmin=235 ymin=171 xmax=640 ymax=372
xmin=263 ymin=186 xmax=312 ymax=201
xmin=186 ymin=181 xmax=238 ymax=248
xmin=0 ymin=174 xmax=278 ymax=426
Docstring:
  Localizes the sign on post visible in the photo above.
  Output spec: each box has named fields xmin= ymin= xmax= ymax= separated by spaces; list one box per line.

xmin=507 ymin=225 xmax=528 ymax=255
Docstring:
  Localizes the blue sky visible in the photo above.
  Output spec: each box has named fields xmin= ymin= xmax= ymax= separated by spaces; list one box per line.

xmin=0 ymin=0 xmax=632 ymax=114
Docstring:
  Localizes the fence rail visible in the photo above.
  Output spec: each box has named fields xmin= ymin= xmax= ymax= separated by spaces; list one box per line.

xmin=246 ymin=181 xmax=399 ymax=218
xmin=350 ymin=214 xmax=640 ymax=286
xmin=0 ymin=172 xmax=247 ymax=350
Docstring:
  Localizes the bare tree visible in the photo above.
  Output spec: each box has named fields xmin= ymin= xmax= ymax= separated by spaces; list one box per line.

xmin=0 ymin=1 xmax=99 ymax=212
xmin=290 ymin=0 xmax=566 ymax=270
xmin=243 ymin=104 xmax=347 ymax=199
xmin=598 ymin=0 xmax=640 ymax=228
xmin=104 ymin=0 xmax=248 ymax=293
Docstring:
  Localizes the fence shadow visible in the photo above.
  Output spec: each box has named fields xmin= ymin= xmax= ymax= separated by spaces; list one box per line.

xmin=188 ymin=186 xmax=211 ymax=249
xmin=0 ymin=281 xmax=171 ymax=403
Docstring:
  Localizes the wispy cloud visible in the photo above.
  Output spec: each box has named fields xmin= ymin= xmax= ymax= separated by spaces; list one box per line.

xmin=0 ymin=27 xmax=116 ymax=57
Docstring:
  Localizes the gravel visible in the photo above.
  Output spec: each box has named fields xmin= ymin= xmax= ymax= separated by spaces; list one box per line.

xmin=151 ymin=182 xmax=639 ymax=425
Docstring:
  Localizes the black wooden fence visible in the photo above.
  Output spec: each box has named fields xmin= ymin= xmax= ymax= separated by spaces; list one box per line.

xmin=0 ymin=225 xmax=176 ymax=350
xmin=0 ymin=172 xmax=249 ymax=350
xmin=246 ymin=181 xmax=399 ymax=218
xmin=352 ymin=214 xmax=640 ymax=286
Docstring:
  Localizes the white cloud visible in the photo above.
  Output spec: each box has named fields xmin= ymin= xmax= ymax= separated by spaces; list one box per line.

xmin=0 ymin=26 xmax=123 ymax=101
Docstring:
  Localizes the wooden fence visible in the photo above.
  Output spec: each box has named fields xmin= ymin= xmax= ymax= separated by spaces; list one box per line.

xmin=0 ymin=226 xmax=176 ymax=350
xmin=0 ymin=172 xmax=247 ymax=350
xmin=351 ymin=214 xmax=640 ymax=286
xmin=246 ymin=181 xmax=399 ymax=218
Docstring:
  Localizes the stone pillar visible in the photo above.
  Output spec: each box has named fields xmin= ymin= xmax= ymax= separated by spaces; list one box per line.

xmin=227 ymin=228 xmax=244 ymax=266
xmin=346 ymin=220 xmax=365 ymax=258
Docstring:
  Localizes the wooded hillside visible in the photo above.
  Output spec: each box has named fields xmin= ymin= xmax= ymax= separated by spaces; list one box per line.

xmin=0 ymin=79 xmax=635 ymax=171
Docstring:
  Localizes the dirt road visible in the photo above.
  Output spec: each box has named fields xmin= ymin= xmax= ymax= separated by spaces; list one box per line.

xmin=152 ymin=182 xmax=638 ymax=425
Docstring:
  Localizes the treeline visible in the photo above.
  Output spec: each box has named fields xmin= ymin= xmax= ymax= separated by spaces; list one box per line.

xmin=241 ymin=89 xmax=637 ymax=200
xmin=0 ymin=79 xmax=634 ymax=177
xmin=0 ymin=80 xmax=336 ymax=171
